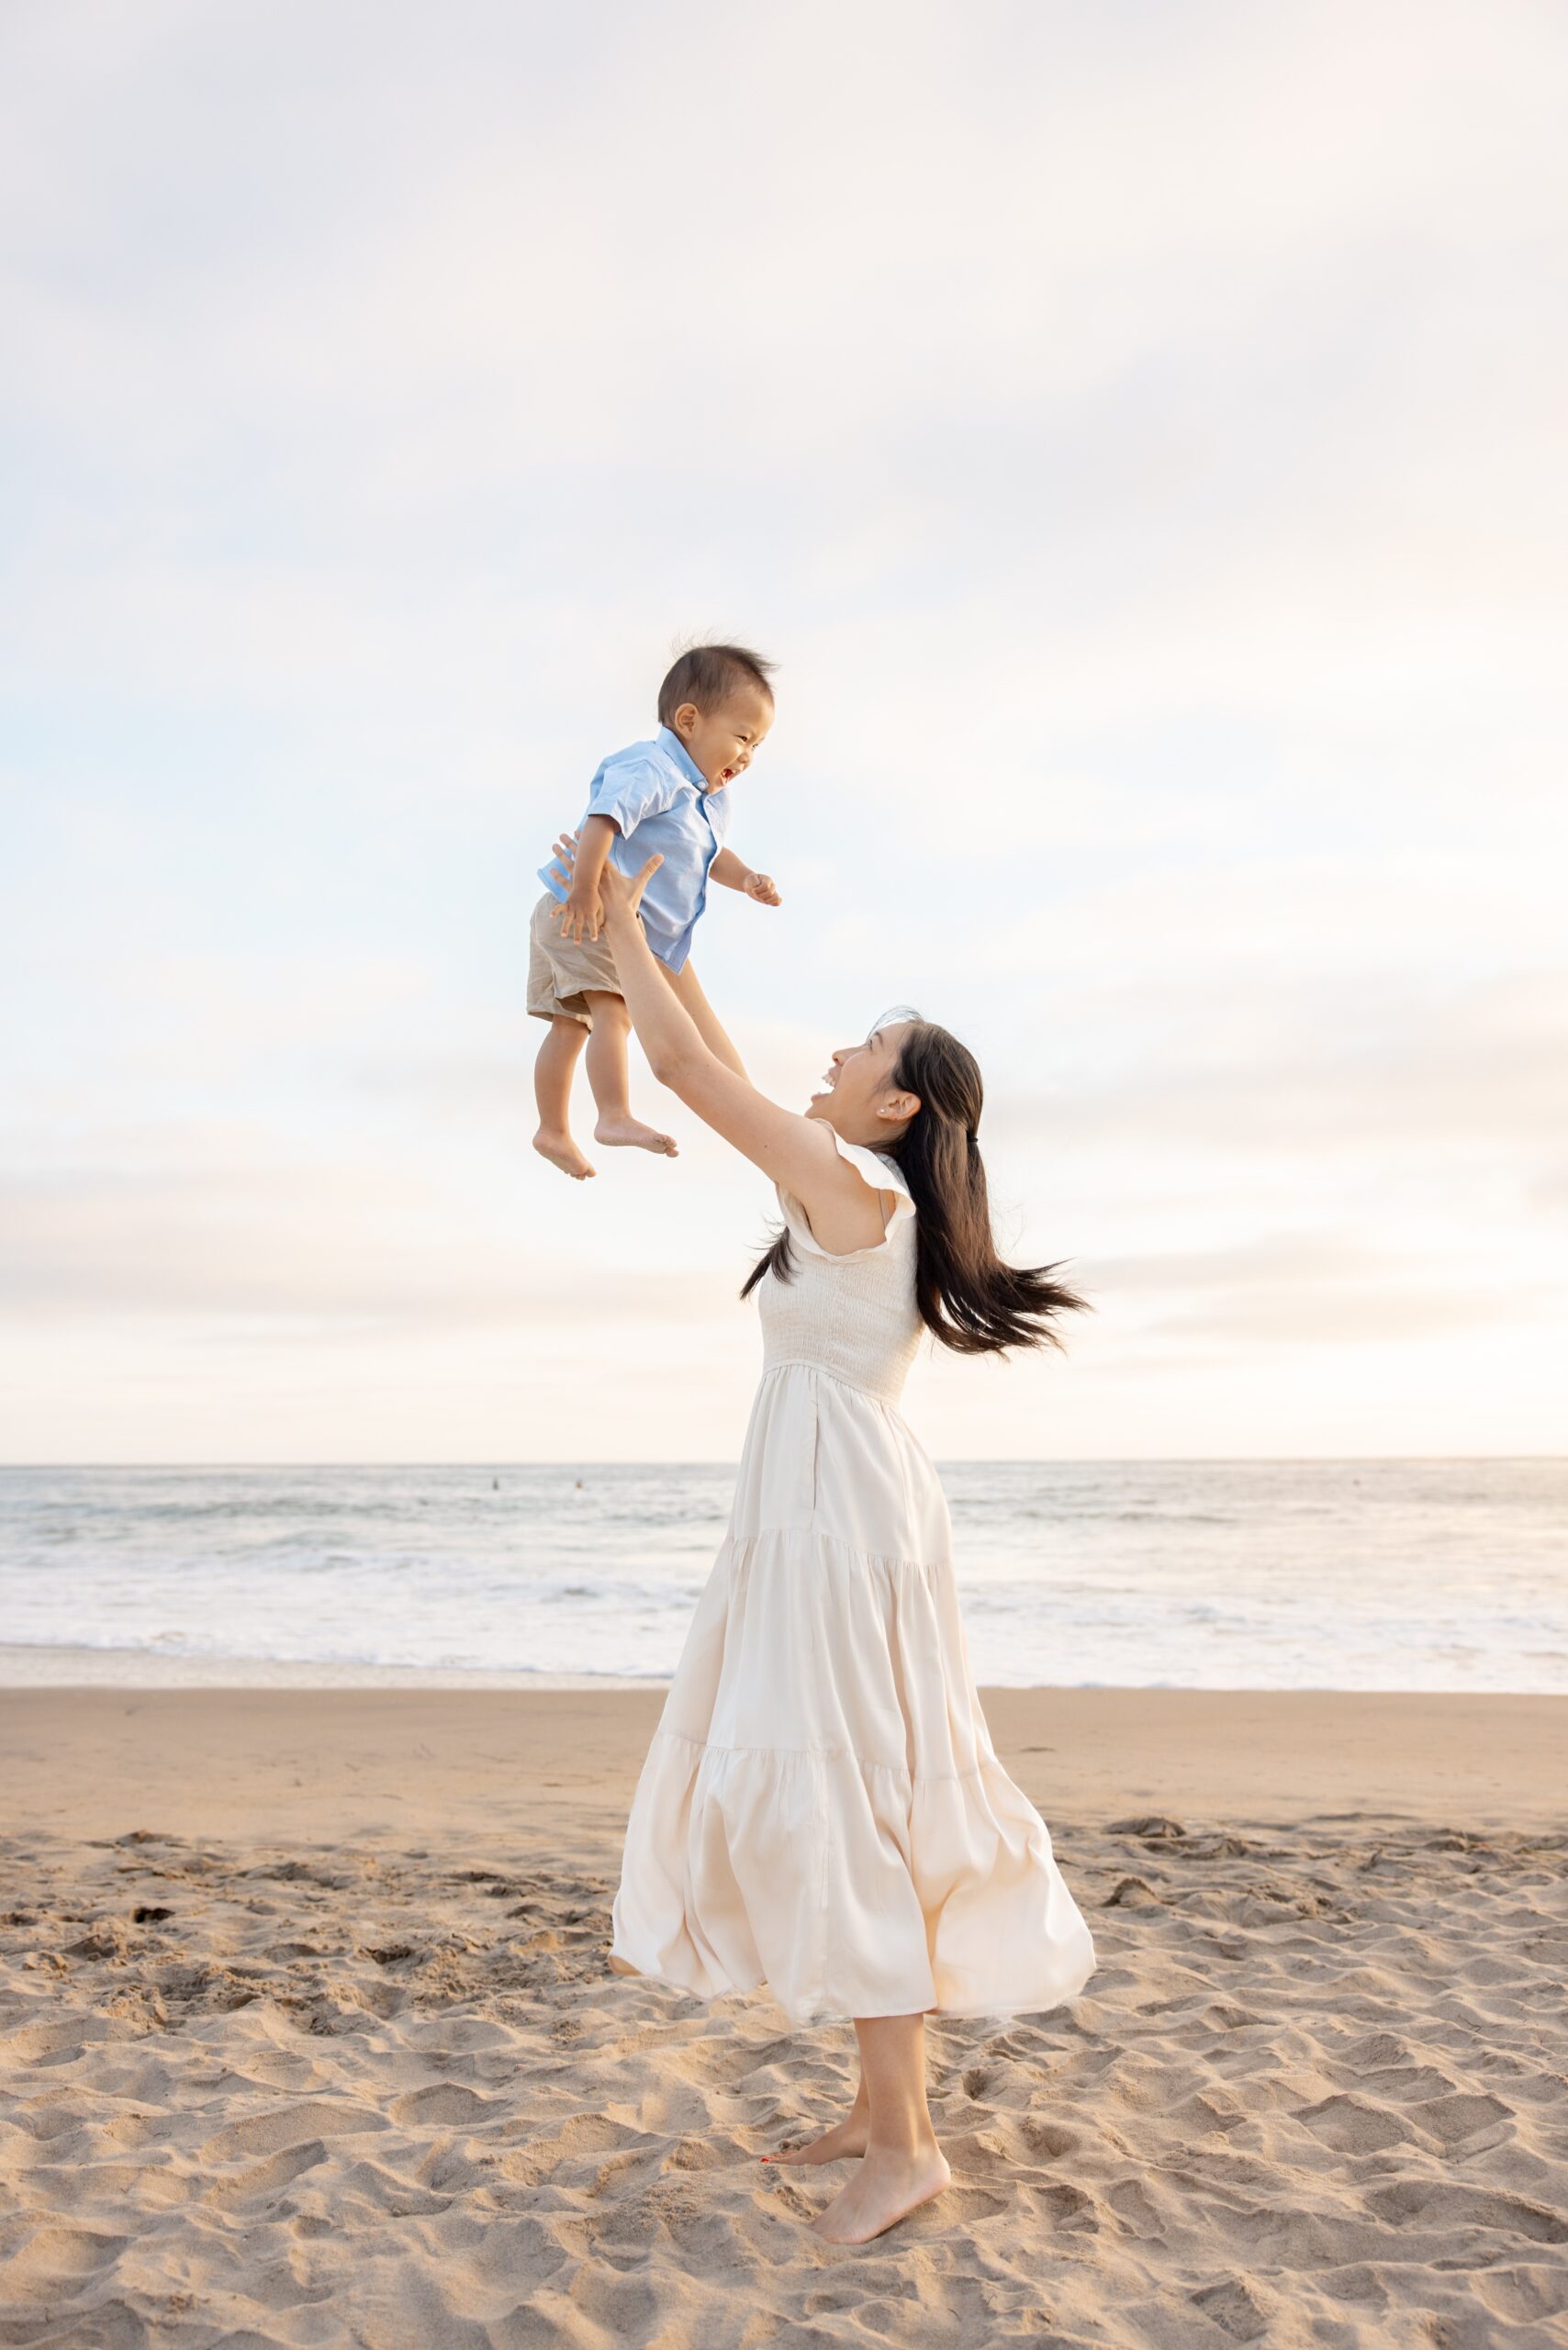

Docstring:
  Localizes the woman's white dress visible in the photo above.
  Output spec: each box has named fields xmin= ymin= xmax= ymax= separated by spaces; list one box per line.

xmin=610 ymin=1130 xmax=1096 ymax=2027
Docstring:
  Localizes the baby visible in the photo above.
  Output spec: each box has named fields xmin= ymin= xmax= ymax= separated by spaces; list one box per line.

xmin=530 ymin=643 xmax=780 ymax=1180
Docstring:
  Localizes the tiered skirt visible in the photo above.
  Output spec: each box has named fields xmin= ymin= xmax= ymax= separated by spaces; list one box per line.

xmin=610 ymin=1363 xmax=1096 ymax=2026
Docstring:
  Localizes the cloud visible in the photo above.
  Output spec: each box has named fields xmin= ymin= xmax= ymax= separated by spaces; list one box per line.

xmin=1085 ymin=1231 xmax=1563 ymax=1346
xmin=1000 ymin=969 xmax=1568 ymax=1164
xmin=0 ymin=1140 xmax=746 ymax=1333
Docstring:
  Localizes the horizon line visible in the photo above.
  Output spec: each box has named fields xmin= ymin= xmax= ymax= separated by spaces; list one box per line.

xmin=1 ymin=1455 xmax=1562 ymax=1472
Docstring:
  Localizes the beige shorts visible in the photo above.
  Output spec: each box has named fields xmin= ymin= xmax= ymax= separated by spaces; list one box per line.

xmin=527 ymin=892 xmax=628 ymax=1027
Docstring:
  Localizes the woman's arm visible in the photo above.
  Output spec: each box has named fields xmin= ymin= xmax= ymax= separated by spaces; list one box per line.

xmin=583 ymin=854 xmax=885 ymax=1247
xmin=662 ymin=957 xmax=747 ymax=1080
xmin=545 ymin=829 xmax=745 ymax=1079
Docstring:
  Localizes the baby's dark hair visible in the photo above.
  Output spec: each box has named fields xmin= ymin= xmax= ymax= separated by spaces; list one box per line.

xmin=657 ymin=643 xmax=776 ymax=726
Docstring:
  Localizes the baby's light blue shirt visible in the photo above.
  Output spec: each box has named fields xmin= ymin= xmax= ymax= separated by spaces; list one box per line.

xmin=538 ymin=726 xmax=730 ymax=975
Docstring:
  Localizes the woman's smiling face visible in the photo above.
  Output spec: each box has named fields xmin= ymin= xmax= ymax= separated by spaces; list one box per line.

xmin=808 ymin=1022 xmax=919 ymax=1143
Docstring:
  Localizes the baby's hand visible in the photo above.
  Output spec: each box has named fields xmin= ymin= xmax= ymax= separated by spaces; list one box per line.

xmin=555 ymin=887 xmax=603 ymax=945
xmin=744 ymin=870 xmax=781 ymax=908
xmin=544 ymin=828 xmax=604 ymax=941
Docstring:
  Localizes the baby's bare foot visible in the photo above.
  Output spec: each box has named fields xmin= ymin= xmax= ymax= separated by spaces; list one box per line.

xmin=809 ymin=2143 xmax=950 ymax=2244
xmin=594 ymin=1114 xmax=678 ymax=1158
xmin=533 ymin=1128 xmax=596 ymax=1180
xmin=763 ymin=2109 xmax=869 ymax=2166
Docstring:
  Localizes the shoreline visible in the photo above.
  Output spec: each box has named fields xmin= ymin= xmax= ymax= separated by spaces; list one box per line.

xmin=0 ymin=1640 xmax=665 ymax=1693
xmin=6 ymin=1641 xmax=1568 ymax=1704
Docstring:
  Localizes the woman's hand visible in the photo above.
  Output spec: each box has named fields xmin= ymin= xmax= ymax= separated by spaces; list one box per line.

xmin=550 ymin=831 xmax=663 ymax=925
xmin=598 ymin=852 xmax=664 ymax=923
xmin=743 ymin=870 xmax=781 ymax=908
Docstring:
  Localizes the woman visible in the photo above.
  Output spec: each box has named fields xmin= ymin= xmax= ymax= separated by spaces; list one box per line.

xmin=568 ymin=845 xmax=1097 ymax=2245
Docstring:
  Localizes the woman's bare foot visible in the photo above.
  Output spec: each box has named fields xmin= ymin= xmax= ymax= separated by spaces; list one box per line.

xmin=594 ymin=1113 xmax=678 ymax=1158
xmin=809 ymin=2143 xmax=951 ymax=2244
xmin=763 ymin=2105 xmax=869 ymax=2166
xmin=606 ymin=1952 xmax=640 ymax=1978
xmin=534 ymin=1128 xmax=595 ymax=1180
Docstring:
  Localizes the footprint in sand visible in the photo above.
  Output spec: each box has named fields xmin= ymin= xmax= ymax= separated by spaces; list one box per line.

xmin=388 ymin=2084 xmax=497 ymax=2128
xmin=1294 ymin=2093 xmax=1413 ymax=2154
xmin=1 ymin=2223 xmax=130 ymax=2294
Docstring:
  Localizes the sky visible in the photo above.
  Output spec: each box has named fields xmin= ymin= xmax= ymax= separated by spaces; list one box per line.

xmin=2 ymin=0 xmax=1565 ymax=1463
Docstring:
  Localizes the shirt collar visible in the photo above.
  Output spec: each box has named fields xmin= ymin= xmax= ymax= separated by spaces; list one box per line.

xmin=657 ymin=723 xmax=712 ymax=793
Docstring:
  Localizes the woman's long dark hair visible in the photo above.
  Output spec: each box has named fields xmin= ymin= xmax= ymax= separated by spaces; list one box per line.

xmin=740 ymin=1014 xmax=1087 ymax=1355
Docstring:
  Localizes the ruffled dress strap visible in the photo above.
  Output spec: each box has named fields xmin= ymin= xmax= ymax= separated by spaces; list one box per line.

xmin=776 ymin=1127 xmax=915 ymax=1259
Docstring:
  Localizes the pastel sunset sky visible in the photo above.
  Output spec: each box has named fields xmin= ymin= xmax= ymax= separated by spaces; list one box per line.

xmin=3 ymin=0 xmax=1565 ymax=1461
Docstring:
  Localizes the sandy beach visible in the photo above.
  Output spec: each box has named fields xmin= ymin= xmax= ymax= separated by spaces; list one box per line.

xmin=3 ymin=1684 xmax=1566 ymax=2346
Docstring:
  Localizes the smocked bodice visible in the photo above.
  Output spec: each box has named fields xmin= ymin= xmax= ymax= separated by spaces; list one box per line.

xmin=756 ymin=1146 xmax=923 ymax=1406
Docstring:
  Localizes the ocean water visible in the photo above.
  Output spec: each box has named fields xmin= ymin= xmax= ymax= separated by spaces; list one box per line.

xmin=2 ymin=1461 xmax=1565 ymax=1692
